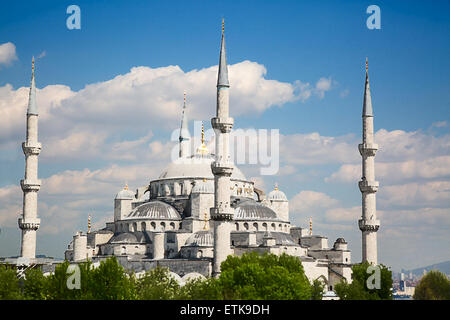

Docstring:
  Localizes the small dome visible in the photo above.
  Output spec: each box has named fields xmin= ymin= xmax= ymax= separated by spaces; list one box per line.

xmin=234 ymin=200 xmax=278 ymax=220
xmin=191 ymin=179 xmax=214 ymax=194
xmin=267 ymin=185 xmax=287 ymax=201
xmin=115 ymin=186 xmax=135 ymax=200
xmin=184 ymin=230 xmax=214 ymax=247
xmin=126 ymin=201 xmax=181 ymax=220
xmin=109 ymin=232 xmax=139 ymax=244
xmin=335 ymin=238 xmax=347 ymax=244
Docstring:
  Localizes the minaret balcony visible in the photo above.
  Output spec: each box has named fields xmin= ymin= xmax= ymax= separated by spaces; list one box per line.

xmin=211 ymin=161 xmax=234 ymax=176
xmin=22 ymin=142 xmax=42 ymax=155
xmin=358 ymin=219 xmax=380 ymax=232
xmin=358 ymin=143 xmax=378 ymax=156
xmin=18 ymin=216 xmax=41 ymax=231
xmin=211 ymin=117 xmax=233 ymax=132
xmin=358 ymin=180 xmax=379 ymax=193
xmin=210 ymin=207 xmax=234 ymax=221
xmin=20 ymin=179 xmax=42 ymax=191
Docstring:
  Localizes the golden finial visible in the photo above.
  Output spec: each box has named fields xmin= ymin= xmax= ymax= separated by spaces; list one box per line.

xmin=88 ymin=214 xmax=91 ymax=234
xmin=196 ymin=121 xmax=209 ymax=155
xmin=124 ymin=183 xmax=128 ymax=190
xmin=203 ymin=212 xmax=208 ymax=230
xmin=222 ymin=18 xmax=225 ymax=33
xmin=366 ymin=57 xmax=368 ymax=72
xmin=309 ymin=217 xmax=312 ymax=236
xmin=274 ymin=183 xmax=279 ymax=191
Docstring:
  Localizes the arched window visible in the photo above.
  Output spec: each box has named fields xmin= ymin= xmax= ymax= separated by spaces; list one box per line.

xmin=170 ymin=222 xmax=175 ymax=230
xmin=161 ymin=222 xmax=166 ymax=231
xmin=244 ymin=223 xmax=249 ymax=230
xmin=271 ymin=223 xmax=276 ymax=231
xmin=141 ymin=222 xmax=146 ymax=231
xmin=262 ymin=223 xmax=268 ymax=231
xmin=151 ymin=222 xmax=156 ymax=230
xmin=133 ymin=222 xmax=137 ymax=232
xmin=235 ymin=223 xmax=239 ymax=231
xmin=253 ymin=223 xmax=258 ymax=231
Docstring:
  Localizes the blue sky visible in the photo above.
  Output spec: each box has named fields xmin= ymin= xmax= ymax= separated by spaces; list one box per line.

xmin=0 ymin=0 xmax=449 ymax=271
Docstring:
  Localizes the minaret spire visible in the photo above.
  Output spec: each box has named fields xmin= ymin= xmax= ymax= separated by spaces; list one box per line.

xmin=358 ymin=58 xmax=380 ymax=265
xmin=179 ymin=91 xmax=190 ymax=158
xmin=217 ymin=18 xmax=229 ymax=88
xmin=19 ymin=58 xmax=42 ymax=259
xmin=211 ymin=18 xmax=234 ymax=277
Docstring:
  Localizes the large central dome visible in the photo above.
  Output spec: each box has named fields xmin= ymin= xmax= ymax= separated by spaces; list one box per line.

xmin=158 ymin=154 xmax=247 ymax=181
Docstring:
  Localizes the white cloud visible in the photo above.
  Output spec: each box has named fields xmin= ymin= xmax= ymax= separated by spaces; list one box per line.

xmin=0 ymin=42 xmax=17 ymax=66
xmin=325 ymin=206 xmax=361 ymax=222
xmin=378 ymin=180 xmax=450 ymax=208
xmin=290 ymin=190 xmax=339 ymax=213
xmin=314 ymin=77 xmax=332 ymax=99
xmin=280 ymin=132 xmax=358 ymax=165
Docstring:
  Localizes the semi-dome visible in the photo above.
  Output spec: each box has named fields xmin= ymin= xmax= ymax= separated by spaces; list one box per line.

xmin=184 ymin=230 xmax=214 ymax=247
xmin=157 ymin=155 xmax=247 ymax=181
xmin=267 ymin=185 xmax=287 ymax=201
xmin=234 ymin=199 xmax=278 ymax=220
xmin=191 ymin=179 xmax=214 ymax=194
xmin=108 ymin=232 xmax=140 ymax=244
xmin=126 ymin=201 xmax=181 ymax=220
xmin=108 ymin=232 xmax=152 ymax=244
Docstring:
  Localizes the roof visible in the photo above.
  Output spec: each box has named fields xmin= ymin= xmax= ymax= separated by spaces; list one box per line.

xmin=108 ymin=231 xmax=153 ymax=244
xmin=217 ymin=26 xmax=229 ymax=87
xmin=363 ymin=65 xmax=373 ymax=117
xmin=267 ymin=188 xmax=287 ymax=201
xmin=191 ymin=180 xmax=214 ymax=194
xmin=234 ymin=199 xmax=278 ymax=220
xmin=184 ymin=230 xmax=214 ymax=247
xmin=27 ymin=58 xmax=38 ymax=115
xmin=126 ymin=201 xmax=181 ymax=220
xmin=115 ymin=188 xmax=135 ymax=200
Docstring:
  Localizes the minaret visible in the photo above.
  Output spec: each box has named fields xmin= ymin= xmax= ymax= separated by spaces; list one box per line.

xmin=179 ymin=91 xmax=190 ymax=158
xmin=211 ymin=19 xmax=234 ymax=277
xmin=19 ymin=57 xmax=42 ymax=259
xmin=358 ymin=58 xmax=380 ymax=265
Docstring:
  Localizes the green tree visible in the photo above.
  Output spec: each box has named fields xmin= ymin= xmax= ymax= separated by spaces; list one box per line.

xmin=0 ymin=264 xmax=22 ymax=300
xmin=310 ymin=279 xmax=325 ymax=300
xmin=23 ymin=267 xmax=50 ymax=300
xmin=413 ymin=270 xmax=450 ymax=300
xmin=177 ymin=277 xmax=223 ymax=300
xmin=335 ymin=261 xmax=393 ymax=300
xmin=137 ymin=266 xmax=180 ymax=300
xmin=89 ymin=257 xmax=136 ymax=300
xmin=218 ymin=252 xmax=311 ymax=300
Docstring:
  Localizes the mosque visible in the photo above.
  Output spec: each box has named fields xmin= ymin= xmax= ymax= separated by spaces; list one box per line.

xmin=4 ymin=21 xmax=381 ymax=292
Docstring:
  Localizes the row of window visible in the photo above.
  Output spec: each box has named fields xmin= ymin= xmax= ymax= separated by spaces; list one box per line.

xmin=118 ymin=221 xmax=181 ymax=233
xmin=117 ymin=220 xmax=290 ymax=233
xmin=235 ymin=222 xmax=289 ymax=232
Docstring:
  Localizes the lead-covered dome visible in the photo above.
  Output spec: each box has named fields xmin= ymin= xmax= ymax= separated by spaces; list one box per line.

xmin=234 ymin=199 xmax=278 ymax=220
xmin=126 ymin=201 xmax=181 ymax=220
xmin=115 ymin=186 xmax=135 ymax=200
xmin=158 ymin=155 xmax=247 ymax=181
xmin=267 ymin=184 xmax=287 ymax=201
xmin=184 ymin=230 xmax=214 ymax=247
